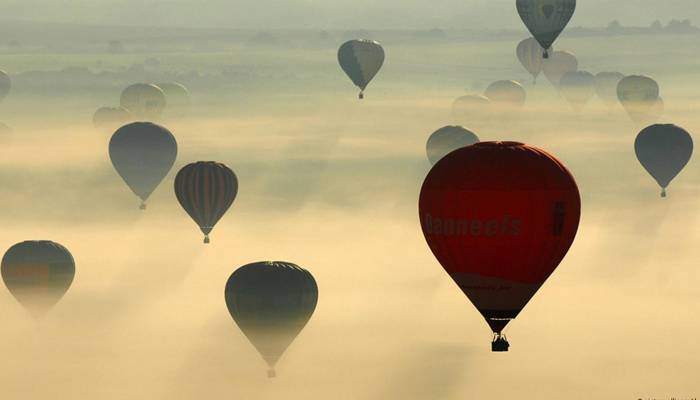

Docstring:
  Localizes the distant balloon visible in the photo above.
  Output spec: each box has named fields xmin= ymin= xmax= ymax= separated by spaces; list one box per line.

xmin=452 ymin=95 xmax=491 ymax=124
xmin=516 ymin=38 xmax=551 ymax=83
xmin=542 ymin=51 xmax=578 ymax=87
xmin=225 ymin=261 xmax=318 ymax=377
xmin=617 ymin=75 xmax=660 ymax=123
xmin=338 ymin=40 xmax=385 ymax=99
xmin=2 ymin=241 xmax=75 ymax=317
xmin=0 ymin=70 xmax=10 ymax=101
xmin=109 ymin=122 xmax=178 ymax=209
xmin=635 ymin=124 xmax=693 ymax=197
xmin=93 ymin=106 xmax=132 ymax=130
xmin=426 ymin=126 xmax=480 ymax=165
xmin=120 ymin=83 xmax=166 ymax=120
xmin=419 ymin=141 xmax=580 ymax=351
xmin=559 ymin=71 xmax=595 ymax=112
xmin=156 ymin=82 xmax=191 ymax=116
xmin=174 ymin=161 xmax=238 ymax=243
xmin=516 ymin=0 xmax=576 ymax=58
xmin=594 ymin=72 xmax=625 ymax=109
xmin=484 ymin=80 xmax=526 ymax=109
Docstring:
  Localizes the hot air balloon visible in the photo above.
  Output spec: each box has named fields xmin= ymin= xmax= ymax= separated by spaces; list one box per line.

xmin=542 ymin=51 xmax=578 ymax=87
xmin=156 ymin=82 xmax=191 ymax=117
xmin=338 ymin=40 xmax=385 ymax=99
xmin=0 ymin=70 xmax=10 ymax=101
xmin=419 ymin=141 xmax=581 ymax=351
xmin=516 ymin=0 xmax=576 ymax=59
xmin=635 ymin=124 xmax=693 ymax=197
xmin=452 ymin=95 xmax=491 ymax=124
xmin=559 ymin=71 xmax=595 ymax=112
xmin=225 ymin=261 xmax=318 ymax=377
xmin=93 ymin=106 xmax=132 ymax=130
xmin=2 ymin=241 xmax=75 ymax=317
xmin=484 ymin=80 xmax=526 ymax=110
xmin=174 ymin=161 xmax=238 ymax=243
xmin=120 ymin=83 xmax=166 ymax=120
xmin=109 ymin=122 xmax=178 ymax=209
xmin=594 ymin=72 xmax=625 ymax=109
xmin=516 ymin=38 xmax=551 ymax=83
xmin=617 ymin=75 xmax=660 ymax=123
xmin=426 ymin=126 xmax=480 ymax=165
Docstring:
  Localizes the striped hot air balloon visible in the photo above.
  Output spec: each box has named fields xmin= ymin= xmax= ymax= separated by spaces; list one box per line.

xmin=174 ymin=161 xmax=238 ymax=243
xmin=338 ymin=39 xmax=385 ymax=99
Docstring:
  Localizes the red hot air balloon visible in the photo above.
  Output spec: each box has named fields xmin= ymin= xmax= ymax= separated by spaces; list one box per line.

xmin=419 ymin=141 xmax=580 ymax=351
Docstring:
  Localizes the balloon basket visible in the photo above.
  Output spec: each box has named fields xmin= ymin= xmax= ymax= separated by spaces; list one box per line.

xmin=203 ymin=236 xmax=210 ymax=244
xmin=267 ymin=369 xmax=276 ymax=378
xmin=139 ymin=202 xmax=147 ymax=210
xmin=359 ymin=92 xmax=364 ymax=100
xmin=661 ymin=189 xmax=667 ymax=198
xmin=491 ymin=333 xmax=510 ymax=352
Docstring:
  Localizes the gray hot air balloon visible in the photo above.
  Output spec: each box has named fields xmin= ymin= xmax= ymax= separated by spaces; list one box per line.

xmin=542 ymin=51 xmax=578 ymax=87
xmin=156 ymin=82 xmax=191 ymax=117
xmin=338 ymin=40 xmax=385 ymax=99
xmin=618 ymin=75 xmax=660 ymax=123
xmin=426 ymin=126 xmax=480 ymax=165
xmin=516 ymin=0 xmax=576 ymax=58
xmin=559 ymin=71 xmax=595 ymax=112
xmin=109 ymin=122 xmax=178 ymax=209
xmin=225 ymin=261 xmax=318 ymax=378
xmin=0 ymin=70 xmax=10 ymax=101
xmin=595 ymin=71 xmax=625 ymax=109
xmin=120 ymin=83 xmax=166 ymax=120
xmin=484 ymin=80 xmax=526 ymax=109
xmin=2 ymin=241 xmax=75 ymax=317
xmin=93 ymin=106 xmax=132 ymax=130
xmin=516 ymin=38 xmax=552 ymax=83
xmin=635 ymin=124 xmax=693 ymax=197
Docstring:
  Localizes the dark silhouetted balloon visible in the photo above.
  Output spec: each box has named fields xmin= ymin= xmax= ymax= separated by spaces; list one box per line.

xmin=426 ymin=126 xmax=480 ymax=165
xmin=516 ymin=0 xmax=576 ymax=58
xmin=419 ymin=141 xmax=580 ymax=350
xmin=338 ymin=40 xmax=384 ymax=99
xmin=120 ymin=83 xmax=166 ymax=120
xmin=542 ymin=51 xmax=578 ymax=87
xmin=0 ymin=70 xmax=10 ymax=101
xmin=484 ymin=80 xmax=526 ymax=109
xmin=635 ymin=124 xmax=693 ymax=197
xmin=225 ymin=261 xmax=318 ymax=377
xmin=559 ymin=71 xmax=595 ymax=112
xmin=156 ymin=82 xmax=191 ymax=117
xmin=516 ymin=38 xmax=551 ymax=83
xmin=109 ymin=122 xmax=178 ymax=209
xmin=93 ymin=106 xmax=132 ymax=130
xmin=617 ymin=75 xmax=660 ymax=123
xmin=2 ymin=241 xmax=75 ymax=317
xmin=594 ymin=72 xmax=625 ymax=108
xmin=174 ymin=161 xmax=238 ymax=243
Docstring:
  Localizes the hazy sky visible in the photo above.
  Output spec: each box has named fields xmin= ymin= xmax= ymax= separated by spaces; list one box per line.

xmin=1 ymin=0 xmax=699 ymax=29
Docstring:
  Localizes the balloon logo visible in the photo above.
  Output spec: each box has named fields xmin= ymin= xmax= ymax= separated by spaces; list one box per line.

xmin=2 ymin=241 xmax=75 ymax=317
xmin=225 ymin=261 xmax=318 ymax=377
xmin=174 ymin=161 xmax=238 ymax=243
xmin=419 ymin=142 xmax=581 ymax=351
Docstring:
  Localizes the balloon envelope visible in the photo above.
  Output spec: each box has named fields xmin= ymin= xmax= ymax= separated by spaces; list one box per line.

xmin=174 ymin=161 xmax=238 ymax=243
xmin=426 ymin=126 xmax=480 ymax=165
xmin=617 ymin=75 xmax=660 ymax=123
xmin=225 ymin=261 xmax=318 ymax=376
xmin=419 ymin=141 xmax=580 ymax=338
xmin=516 ymin=37 xmax=551 ymax=82
xmin=542 ymin=51 xmax=578 ymax=87
xmin=516 ymin=0 xmax=576 ymax=57
xmin=484 ymin=80 xmax=526 ymax=109
xmin=559 ymin=71 xmax=595 ymax=112
xmin=120 ymin=83 xmax=166 ymax=120
xmin=2 ymin=241 xmax=75 ymax=317
xmin=635 ymin=124 xmax=693 ymax=197
xmin=338 ymin=40 xmax=385 ymax=98
xmin=109 ymin=122 xmax=178 ymax=208
xmin=156 ymin=82 xmax=191 ymax=117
